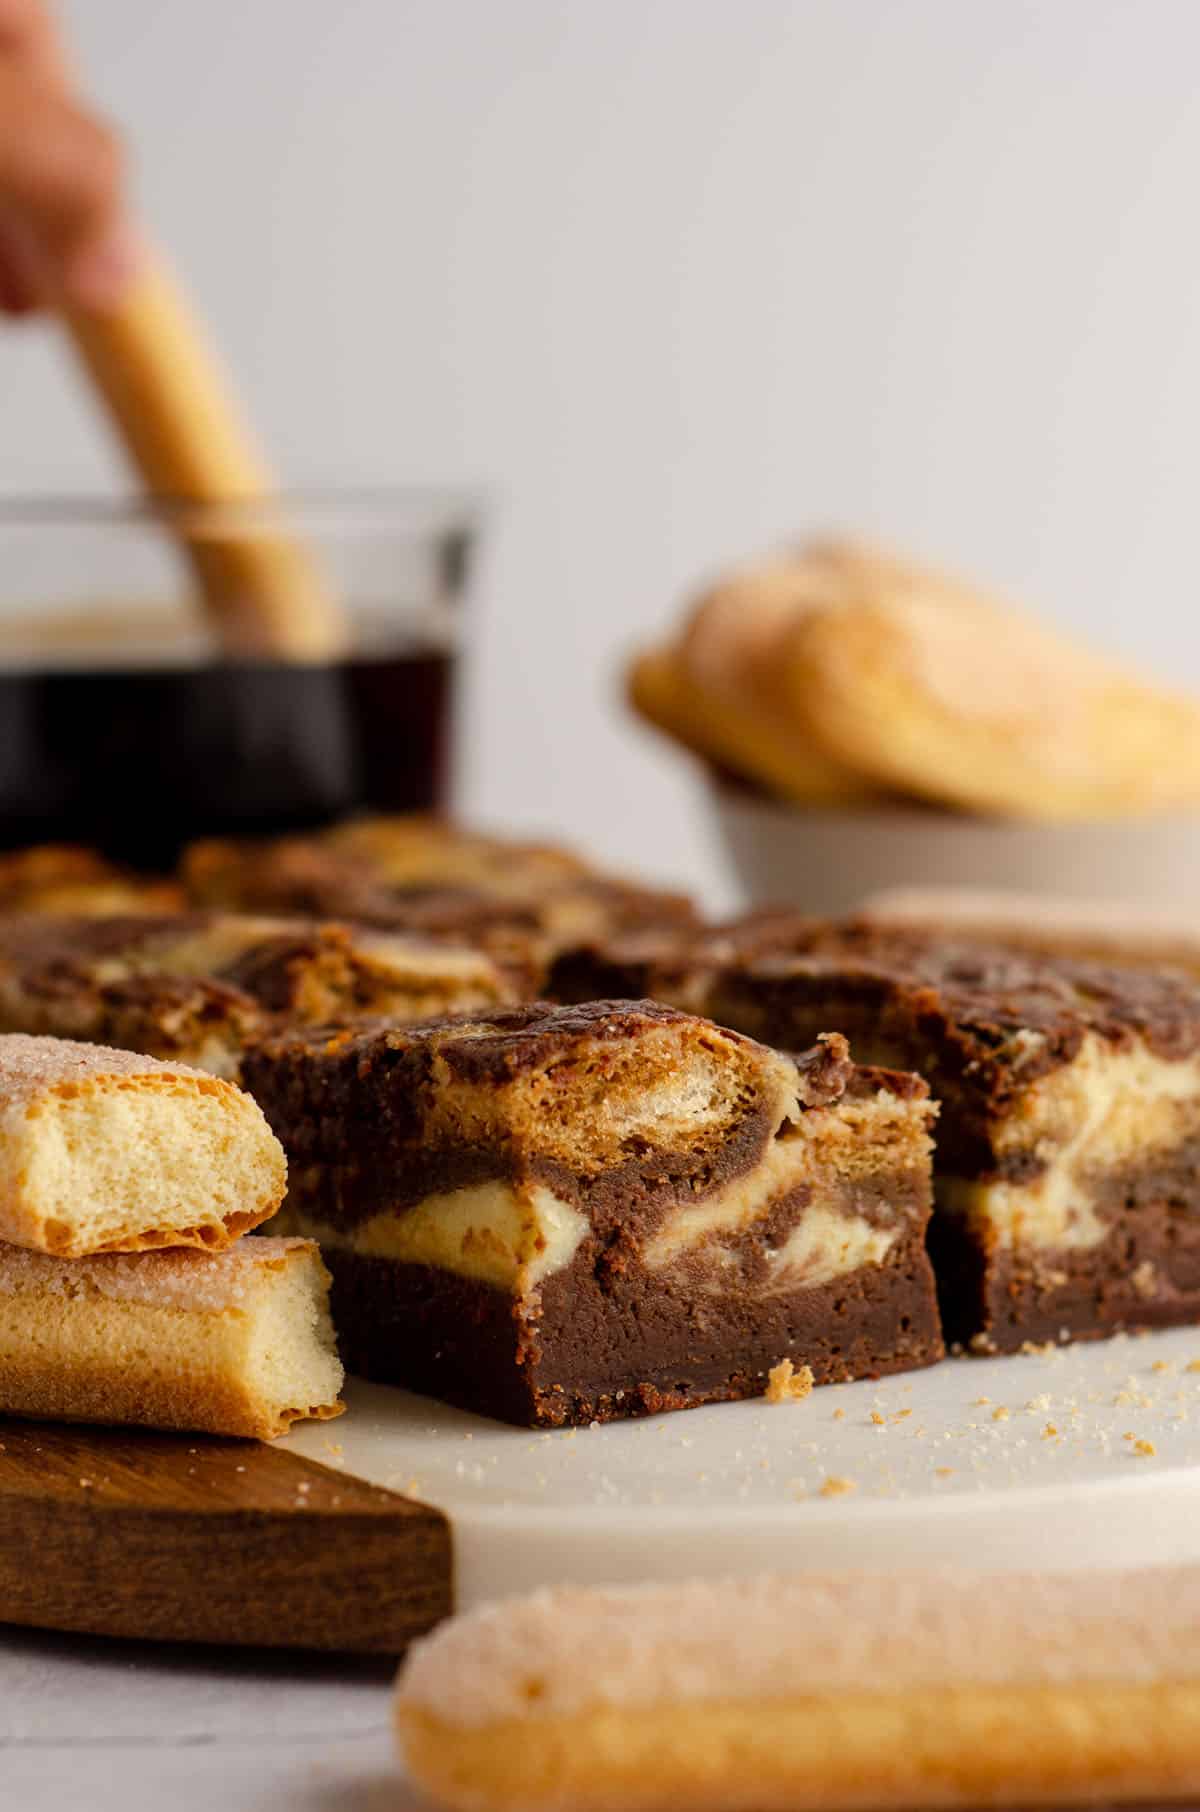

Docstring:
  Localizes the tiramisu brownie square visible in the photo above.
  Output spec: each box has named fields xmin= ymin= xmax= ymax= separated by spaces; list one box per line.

xmin=859 ymin=886 xmax=1200 ymax=978
xmin=703 ymin=941 xmax=1200 ymax=1351
xmin=0 ymin=844 xmax=181 ymax=915
xmin=0 ymin=913 xmax=520 ymax=1076
xmin=243 ymin=1003 xmax=942 ymax=1427
xmin=180 ymin=819 xmax=697 ymax=970
xmin=547 ymin=909 xmax=825 ymax=1011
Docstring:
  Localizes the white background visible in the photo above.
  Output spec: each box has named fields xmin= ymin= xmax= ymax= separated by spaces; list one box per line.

xmin=5 ymin=0 xmax=1200 ymax=901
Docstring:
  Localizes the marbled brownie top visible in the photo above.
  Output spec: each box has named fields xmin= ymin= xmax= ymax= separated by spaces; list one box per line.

xmin=245 ymin=999 xmax=905 ymax=1106
xmin=547 ymin=908 xmax=825 ymax=1006
xmin=710 ymin=934 xmax=1200 ymax=1090
xmin=0 ymin=911 xmax=516 ymax=1029
xmin=179 ymin=820 xmax=698 ymax=962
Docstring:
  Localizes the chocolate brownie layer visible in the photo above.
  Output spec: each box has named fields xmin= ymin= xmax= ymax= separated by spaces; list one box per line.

xmin=320 ymin=1233 xmax=941 ymax=1426
xmin=934 ymin=1143 xmax=1200 ymax=1350
xmin=247 ymin=1002 xmax=942 ymax=1425
xmin=699 ymin=938 xmax=1200 ymax=1350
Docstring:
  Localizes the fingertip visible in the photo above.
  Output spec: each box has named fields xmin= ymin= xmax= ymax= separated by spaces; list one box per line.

xmin=63 ymin=218 xmax=143 ymax=312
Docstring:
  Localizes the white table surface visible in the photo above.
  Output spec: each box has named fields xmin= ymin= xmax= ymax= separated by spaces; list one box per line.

xmin=13 ymin=1324 xmax=1200 ymax=1811
xmin=0 ymin=1625 xmax=419 ymax=1812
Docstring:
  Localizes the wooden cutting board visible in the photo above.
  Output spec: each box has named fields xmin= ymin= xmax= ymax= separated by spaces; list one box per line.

xmin=0 ymin=1420 xmax=451 ymax=1654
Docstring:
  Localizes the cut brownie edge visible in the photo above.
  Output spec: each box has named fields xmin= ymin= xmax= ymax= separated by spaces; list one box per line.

xmin=700 ymin=944 xmax=1200 ymax=1352
xmin=319 ymin=1242 xmax=943 ymax=1427
xmin=934 ymin=1192 xmax=1200 ymax=1352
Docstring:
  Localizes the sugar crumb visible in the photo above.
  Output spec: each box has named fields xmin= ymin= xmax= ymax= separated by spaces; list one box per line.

xmin=1134 ymin=1439 xmax=1157 ymax=1457
xmin=892 ymin=1408 xmax=912 ymax=1422
xmin=832 ymin=1407 xmax=846 ymax=1421
xmin=871 ymin=1411 xmax=886 ymax=1426
xmin=765 ymin=1358 xmax=814 ymax=1405
xmin=972 ymin=1396 xmax=991 ymax=1406
xmin=819 ymin=1475 xmax=857 ymax=1498
xmin=992 ymin=1406 xmax=1011 ymax=1421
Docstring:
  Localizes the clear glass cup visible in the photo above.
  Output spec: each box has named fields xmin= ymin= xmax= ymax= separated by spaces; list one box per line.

xmin=0 ymin=490 xmax=476 ymax=868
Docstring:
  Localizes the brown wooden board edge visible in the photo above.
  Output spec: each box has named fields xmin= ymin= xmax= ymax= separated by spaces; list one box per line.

xmin=0 ymin=1420 xmax=453 ymax=1654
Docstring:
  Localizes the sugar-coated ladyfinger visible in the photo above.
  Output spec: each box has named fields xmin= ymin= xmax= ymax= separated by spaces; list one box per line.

xmin=397 ymin=1568 xmax=1200 ymax=1812
xmin=0 ymin=1236 xmax=343 ymax=1439
xmin=0 ymin=1034 xmax=285 ymax=1254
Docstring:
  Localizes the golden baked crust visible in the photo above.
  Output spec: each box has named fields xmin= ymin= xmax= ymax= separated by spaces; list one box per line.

xmin=401 ymin=1684 xmax=1200 ymax=1811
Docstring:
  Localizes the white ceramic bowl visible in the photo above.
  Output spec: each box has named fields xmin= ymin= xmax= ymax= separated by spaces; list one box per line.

xmin=711 ymin=784 xmax=1200 ymax=917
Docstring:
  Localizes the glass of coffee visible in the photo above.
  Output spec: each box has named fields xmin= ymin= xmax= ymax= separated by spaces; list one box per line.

xmin=0 ymin=490 xmax=475 ymax=868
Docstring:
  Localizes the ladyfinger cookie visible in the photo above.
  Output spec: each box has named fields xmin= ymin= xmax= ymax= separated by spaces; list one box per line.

xmin=0 ymin=1236 xmax=343 ymax=1438
xmin=781 ymin=548 xmax=1200 ymax=818
xmin=0 ymin=1034 xmax=285 ymax=1255
xmin=397 ymin=1568 xmax=1200 ymax=1812
xmin=626 ymin=544 xmax=884 ymax=807
xmin=627 ymin=642 xmax=871 ymax=806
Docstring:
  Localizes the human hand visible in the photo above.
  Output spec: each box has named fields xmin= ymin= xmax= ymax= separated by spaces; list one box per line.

xmin=0 ymin=0 xmax=133 ymax=314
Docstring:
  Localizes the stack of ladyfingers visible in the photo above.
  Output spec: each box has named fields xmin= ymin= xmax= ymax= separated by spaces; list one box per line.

xmin=0 ymin=1034 xmax=343 ymax=1438
xmin=629 ymin=536 xmax=1200 ymax=819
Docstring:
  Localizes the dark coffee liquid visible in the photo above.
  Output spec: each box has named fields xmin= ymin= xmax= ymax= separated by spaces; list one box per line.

xmin=0 ymin=647 xmax=453 ymax=869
